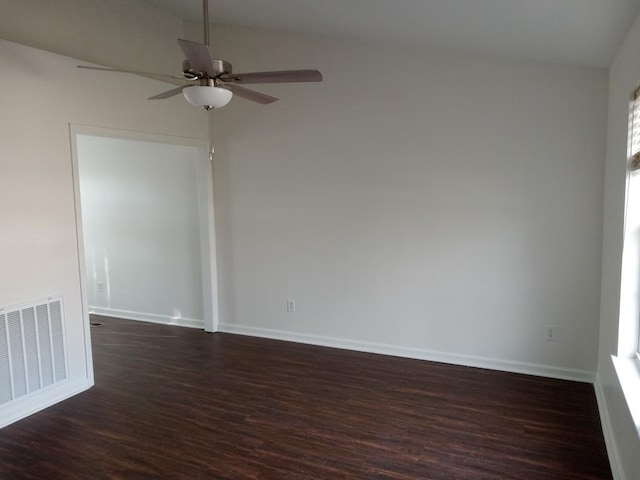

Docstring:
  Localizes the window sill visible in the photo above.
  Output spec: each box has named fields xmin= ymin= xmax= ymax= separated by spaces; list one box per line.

xmin=612 ymin=355 xmax=640 ymax=439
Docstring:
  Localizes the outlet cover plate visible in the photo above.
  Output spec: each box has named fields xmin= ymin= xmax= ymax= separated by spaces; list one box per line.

xmin=286 ymin=299 xmax=295 ymax=313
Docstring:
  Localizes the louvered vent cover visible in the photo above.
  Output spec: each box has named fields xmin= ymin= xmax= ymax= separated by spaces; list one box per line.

xmin=0 ymin=296 xmax=67 ymax=405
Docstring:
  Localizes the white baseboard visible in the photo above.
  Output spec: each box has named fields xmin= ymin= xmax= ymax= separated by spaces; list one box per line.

xmin=0 ymin=378 xmax=92 ymax=429
xmin=594 ymin=377 xmax=624 ymax=480
xmin=89 ymin=306 xmax=204 ymax=329
xmin=218 ymin=323 xmax=595 ymax=383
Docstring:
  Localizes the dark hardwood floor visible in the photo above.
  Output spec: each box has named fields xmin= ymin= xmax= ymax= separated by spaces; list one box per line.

xmin=0 ymin=316 xmax=611 ymax=479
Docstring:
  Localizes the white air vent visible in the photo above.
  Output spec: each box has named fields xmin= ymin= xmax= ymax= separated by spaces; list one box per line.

xmin=0 ymin=296 xmax=67 ymax=405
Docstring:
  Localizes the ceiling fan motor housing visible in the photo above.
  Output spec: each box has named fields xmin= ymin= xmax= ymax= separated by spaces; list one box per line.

xmin=182 ymin=58 xmax=232 ymax=79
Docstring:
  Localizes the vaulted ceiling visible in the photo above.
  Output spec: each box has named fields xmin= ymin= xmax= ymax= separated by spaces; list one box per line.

xmin=141 ymin=0 xmax=640 ymax=68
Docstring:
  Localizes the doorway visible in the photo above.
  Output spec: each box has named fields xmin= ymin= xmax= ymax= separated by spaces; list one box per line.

xmin=71 ymin=126 xmax=217 ymax=333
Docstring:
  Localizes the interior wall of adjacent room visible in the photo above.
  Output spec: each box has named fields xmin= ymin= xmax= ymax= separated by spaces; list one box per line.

xmin=0 ymin=37 xmax=207 ymax=421
xmin=206 ymin=25 xmax=608 ymax=379
xmin=596 ymin=6 xmax=640 ymax=480
xmin=78 ymin=135 xmax=205 ymax=326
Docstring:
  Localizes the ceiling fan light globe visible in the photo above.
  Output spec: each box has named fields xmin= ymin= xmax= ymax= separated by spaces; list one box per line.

xmin=183 ymin=86 xmax=232 ymax=109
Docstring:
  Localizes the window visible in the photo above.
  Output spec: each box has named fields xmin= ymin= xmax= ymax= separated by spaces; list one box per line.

xmin=631 ymin=88 xmax=640 ymax=172
xmin=611 ymin=87 xmax=640 ymax=439
xmin=624 ymin=88 xmax=640 ymax=358
xmin=632 ymin=88 xmax=640 ymax=358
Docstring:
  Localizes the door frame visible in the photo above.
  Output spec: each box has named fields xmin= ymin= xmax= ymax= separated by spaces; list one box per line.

xmin=69 ymin=124 xmax=219 ymax=337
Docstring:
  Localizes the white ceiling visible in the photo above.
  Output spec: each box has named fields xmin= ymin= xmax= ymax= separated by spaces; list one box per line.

xmin=141 ymin=0 xmax=640 ymax=68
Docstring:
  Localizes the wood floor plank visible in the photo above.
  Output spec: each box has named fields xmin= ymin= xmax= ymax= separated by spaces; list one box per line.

xmin=0 ymin=316 xmax=612 ymax=479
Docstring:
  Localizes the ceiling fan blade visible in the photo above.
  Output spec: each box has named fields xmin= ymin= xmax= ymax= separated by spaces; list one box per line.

xmin=224 ymin=84 xmax=279 ymax=105
xmin=148 ymin=85 xmax=189 ymax=100
xmin=78 ymin=65 xmax=184 ymax=84
xmin=177 ymin=39 xmax=215 ymax=76
xmin=220 ymin=69 xmax=323 ymax=84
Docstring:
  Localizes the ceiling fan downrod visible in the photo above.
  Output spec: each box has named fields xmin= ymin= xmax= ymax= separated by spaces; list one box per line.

xmin=203 ymin=0 xmax=210 ymax=47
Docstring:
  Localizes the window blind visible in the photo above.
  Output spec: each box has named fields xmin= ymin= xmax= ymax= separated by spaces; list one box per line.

xmin=631 ymin=88 xmax=640 ymax=171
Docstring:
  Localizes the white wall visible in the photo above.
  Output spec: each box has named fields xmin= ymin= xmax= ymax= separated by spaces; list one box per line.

xmin=78 ymin=135 xmax=205 ymax=328
xmin=0 ymin=36 xmax=207 ymax=425
xmin=210 ymin=26 xmax=608 ymax=380
xmin=596 ymin=7 xmax=640 ymax=479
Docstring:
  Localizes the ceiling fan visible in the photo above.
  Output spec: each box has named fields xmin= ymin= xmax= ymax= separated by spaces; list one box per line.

xmin=78 ymin=0 xmax=322 ymax=110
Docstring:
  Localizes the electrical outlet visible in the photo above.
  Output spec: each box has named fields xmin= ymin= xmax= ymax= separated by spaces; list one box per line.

xmin=97 ymin=281 xmax=104 ymax=293
xmin=287 ymin=299 xmax=296 ymax=313
xmin=545 ymin=325 xmax=557 ymax=342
